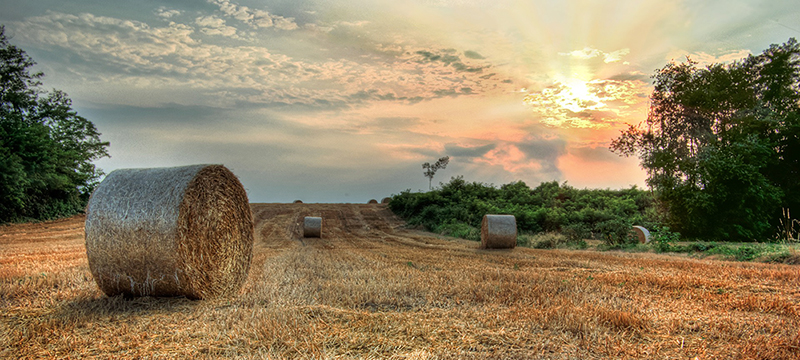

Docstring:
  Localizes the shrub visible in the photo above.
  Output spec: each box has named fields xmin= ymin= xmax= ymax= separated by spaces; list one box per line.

xmin=388 ymin=177 xmax=659 ymax=246
xmin=650 ymin=226 xmax=681 ymax=253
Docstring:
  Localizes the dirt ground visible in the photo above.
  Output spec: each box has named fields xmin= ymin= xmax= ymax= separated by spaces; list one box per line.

xmin=2 ymin=203 xmax=799 ymax=359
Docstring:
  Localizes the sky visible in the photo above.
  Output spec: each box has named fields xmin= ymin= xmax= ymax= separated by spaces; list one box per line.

xmin=2 ymin=0 xmax=799 ymax=203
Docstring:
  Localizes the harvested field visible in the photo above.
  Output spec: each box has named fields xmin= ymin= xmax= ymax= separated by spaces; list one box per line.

xmin=2 ymin=203 xmax=800 ymax=359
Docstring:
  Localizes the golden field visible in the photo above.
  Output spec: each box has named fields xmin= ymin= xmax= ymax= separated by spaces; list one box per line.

xmin=1 ymin=203 xmax=799 ymax=359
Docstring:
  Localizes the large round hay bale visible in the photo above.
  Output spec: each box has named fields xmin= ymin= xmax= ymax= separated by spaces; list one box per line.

xmin=481 ymin=215 xmax=517 ymax=249
xmin=381 ymin=197 xmax=391 ymax=204
xmin=303 ymin=216 xmax=322 ymax=238
xmin=368 ymin=199 xmax=378 ymax=204
xmin=632 ymin=226 xmax=651 ymax=244
xmin=293 ymin=200 xmax=303 ymax=204
xmin=84 ymin=164 xmax=254 ymax=300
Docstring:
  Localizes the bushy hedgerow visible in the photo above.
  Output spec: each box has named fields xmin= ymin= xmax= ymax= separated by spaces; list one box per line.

xmin=389 ymin=176 xmax=660 ymax=246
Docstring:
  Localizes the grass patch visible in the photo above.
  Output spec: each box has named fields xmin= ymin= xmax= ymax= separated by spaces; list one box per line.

xmin=434 ymin=221 xmax=480 ymax=241
xmin=652 ymin=240 xmax=800 ymax=263
xmin=518 ymin=232 xmax=587 ymax=249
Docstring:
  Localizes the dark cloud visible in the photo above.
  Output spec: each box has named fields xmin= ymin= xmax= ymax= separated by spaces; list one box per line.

xmin=464 ymin=50 xmax=485 ymax=59
xmin=400 ymin=96 xmax=425 ymax=104
xmin=516 ymin=138 xmax=566 ymax=160
xmin=515 ymin=136 xmax=568 ymax=175
xmin=373 ymin=117 xmax=422 ymax=129
xmin=414 ymin=49 xmax=487 ymax=73
xmin=433 ymin=88 xmax=459 ymax=97
xmin=451 ymin=62 xmax=485 ymax=72
xmin=445 ymin=143 xmax=496 ymax=158
xmin=347 ymin=89 xmax=434 ymax=105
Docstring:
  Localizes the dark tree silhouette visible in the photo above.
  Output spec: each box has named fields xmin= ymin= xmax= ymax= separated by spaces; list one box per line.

xmin=422 ymin=156 xmax=449 ymax=190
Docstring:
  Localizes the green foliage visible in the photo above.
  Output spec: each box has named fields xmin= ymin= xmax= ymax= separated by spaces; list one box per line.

xmin=650 ymin=226 xmax=682 ymax=253
xmin=434 ymin=220 xmax=480 ymax=241
xmin=649 ymin=237 xmax=800 ymax=263
xmin=389 ymin=177 xmax=658 ymax=246
xmin=522 ymin=232 xmax=585 ymax=249
xmin=0 ymin=26 xmax=109 ymax=223
xmin=612 ymin=38 xmax=800 ymax=241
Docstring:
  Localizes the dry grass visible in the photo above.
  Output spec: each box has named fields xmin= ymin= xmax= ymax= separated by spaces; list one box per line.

xmin=2 ymin=203 xmax=800 ymax=359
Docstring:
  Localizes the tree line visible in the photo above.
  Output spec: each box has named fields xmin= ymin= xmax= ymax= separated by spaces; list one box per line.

xmin=1 ymin=26 xmax=109 ymax=223
xmin=612 ymin=38 xmax=800 ymax=241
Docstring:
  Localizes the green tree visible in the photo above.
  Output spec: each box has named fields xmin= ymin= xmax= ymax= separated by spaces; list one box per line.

xmin=422 ymin=156 xmax=449 ymax=190
xmin=611 ymin=38 xmax=800 ymax=241
xmin=0 ymin=25 xmax=109 ymax=223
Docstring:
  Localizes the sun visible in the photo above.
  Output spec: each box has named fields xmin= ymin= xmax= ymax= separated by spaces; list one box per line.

xmin=522 ymin=77 xmax=611 ymax=128
xmin=554 ymin=78 xmax=607 ymax=113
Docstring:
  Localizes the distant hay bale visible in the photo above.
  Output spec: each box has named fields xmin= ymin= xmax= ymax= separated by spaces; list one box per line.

xmin=632 ymin=226 xmax=651 ymax=244
xmin=84 ymin=164 xmax=254 ymax=300
xmin=381 ymin=197 xmax=391 ymax=204
xmin=368 ymin=199 xmax=378 ymax=204
xmin=481 ymin=215 xmax=517 ymax=249
xmin=303 ymin=216 xmax=322 ymax=238
xmin=294 ymin=200 xmax=303 ymax=204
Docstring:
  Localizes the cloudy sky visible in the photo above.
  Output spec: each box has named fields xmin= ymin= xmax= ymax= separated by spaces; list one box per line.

xmin=2 ymin=0 xmax=799 ymax=202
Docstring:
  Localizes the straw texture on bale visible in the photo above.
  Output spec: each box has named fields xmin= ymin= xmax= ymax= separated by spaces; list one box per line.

xmin=368 ymin=199 xmax=378 ymax=204
xmin=381 ymin=197 xmax=391 ymax=204
xmin=303 ymin=216 xmax=322 ymax=238
xmin=481 ymin=214 xmax=517 ymax=249
xmin=632 ymin=226 xmax=651 ymax=244
xmin=84 ymin=164 xmax=254 ymax=300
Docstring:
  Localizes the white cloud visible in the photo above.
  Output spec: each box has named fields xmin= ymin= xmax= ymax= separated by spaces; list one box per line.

xmin=11 ymin=10 xmax=505 ymax=111
xmin=156 ymin=8 xmax=182 ymax=19
xmin=665 ymin=49 xmax=752 ymax=66
xmin=337 ymin=20 xmax=371 ymax=27
xmin=195 ymin=15 xmax=238 ymax=37
xmin=207 ymin=0 xmax=298 ymax=30
xmin=559 ymin=47 xmax=603 ymax=59
xmin=603 ymin=48 xmax=630 ymax=63
xmin=559 ymin=47 xmax=631 ymax=63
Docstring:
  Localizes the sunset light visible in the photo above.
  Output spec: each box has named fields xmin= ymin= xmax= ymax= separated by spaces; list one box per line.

xmin=1 ymin=0 xmax=797 ymax=201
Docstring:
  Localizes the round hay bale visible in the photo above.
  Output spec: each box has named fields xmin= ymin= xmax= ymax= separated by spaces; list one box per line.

xmin=632 ymin=226 xmax=651 ymax=244
xmin=293 ymin=200 xmax=303 ymax=204
xmin=381 ymin=197 xmax=391 ymax=204
xmin=84 ymin=164 xmax=254 ymax=300
xmin=368 ymin=199 xmax=378 ymax=204
xmin=481 ymin=214 xmax=517 ymax=249
xmin=303 ymin=216 xmax=322 ymax=238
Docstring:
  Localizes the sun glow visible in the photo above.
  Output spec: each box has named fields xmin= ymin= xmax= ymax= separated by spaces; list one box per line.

xmin=522 ymin=75 xmax=650 ymax=129
xmin=554 ymin=78 xmax=607 ymax=113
